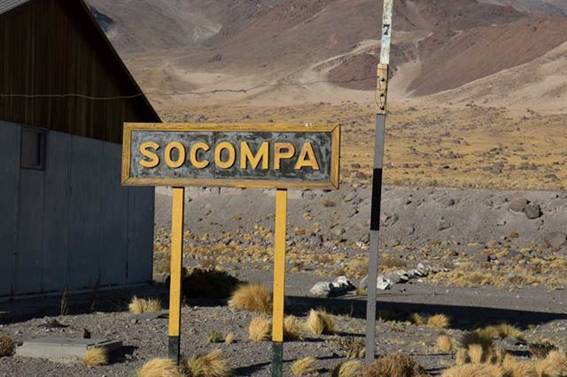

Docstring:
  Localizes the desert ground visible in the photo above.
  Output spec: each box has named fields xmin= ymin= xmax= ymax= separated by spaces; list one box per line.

xmin=2 ymin=102 xmax=567 ymax=376
xmin=2 ymin=0 xmax=567 ymax=376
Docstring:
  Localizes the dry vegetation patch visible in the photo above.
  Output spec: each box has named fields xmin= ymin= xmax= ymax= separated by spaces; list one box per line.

xmin=0 ymin=336 xmax=14 ymax=357
xmin=248 ymin=316 xmax=271 ymax=342
xmin=185 ymin=349 xmax=231 ymax=377
xmin=137 ymin=358 xmax=183 ymax=377
xmin=291 ymin=357 xmax=318 ymax=376
xmin=228 ymin=283 xmax=272 ymax=314
xmin=306 ymin=310 xmax=335 ymax=336
xmin=364 ymin=353 xmax=429 ymax=377
xmin=129 ymin=297 xmax=162 ymax=314
xmin=81 ymin=347 xmax=108 ymax=368
xmin=437 ymin=334 xmax=454 ymax=353
xmin=332 ymin=360 xmax=363 ymax=377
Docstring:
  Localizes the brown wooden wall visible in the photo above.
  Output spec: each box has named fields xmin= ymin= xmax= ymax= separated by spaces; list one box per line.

xmin=0 ymin=0 xmax=159 ymax=144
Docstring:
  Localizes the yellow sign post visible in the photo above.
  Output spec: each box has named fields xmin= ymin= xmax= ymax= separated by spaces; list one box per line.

xmin=271 ymin=188 xmax=287 ymax=376
xmin=168 ymin=187 xmax=185 ymax=361
xmin=121 ymin=123 xmax=340 ymax=373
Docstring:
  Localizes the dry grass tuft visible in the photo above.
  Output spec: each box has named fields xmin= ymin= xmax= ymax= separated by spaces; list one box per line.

xmin=224 ymin=332 xmax=235 ymax=345
xmin=332 ymin=360 xmax=363 ymax=377
xmin=502 ymin=354 xmax=538 ymax=377
xmin=409 ymin=313 xmax=425 ymax=326
xmin=137 ymin=358 xmax=183 ymax=377
xmin=284 ymin=316 xmax=303 ymax=341
xmin=332 ymin=337 xmax=365 ymax=359
xmin=82 ymin=347 xmax=108 ymax=368
xmin=207 ymin=330 xmax=224 ymax=344
xmin=437 ymin=334 xmax=454 ymax=353
xmin=0 ymin=336 xmax=15 ymax=357
xmin=185 ymin=349 xmax=231 ymax=377
xmin=364 ymin=353 xmax=429 ymax=377
xmin=129 ymin=296 xmax=162 ymax=314
xmin=409 ymin=313 xmax=449 ymax=329
xmin=291 ymin=357 xmax=317 ymax=376
xmin=468 ymin=344 xmax=485 ymax=364
xmin=248 ymin=316 xmax=271 ymax=342
xmin=479 ymin=324 xmax=524 ymax=340
xmin=535 ymin=350 xmax=567 ymax=377
xmin=427 ymin=314 xmax=450 ymax=329
xmin=228 ymin=283 xmax=272 ymax=314
xmin=456 ymin=348 xmax=470 ymax=366
xmin=441 ymin=364 xmax=508 ymax=377
xmin=306 ymin=310 xmax=335 ymax=336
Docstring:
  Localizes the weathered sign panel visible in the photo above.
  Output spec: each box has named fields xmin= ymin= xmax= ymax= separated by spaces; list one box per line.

xmin=122 ymin=123 xmax=340 ymax=189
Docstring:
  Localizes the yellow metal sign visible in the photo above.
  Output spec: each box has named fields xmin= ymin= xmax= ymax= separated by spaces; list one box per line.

xmin=121 ymin=123 xmax=340 ymax=189
xmin=120 ymin=122 xmax=341 ymax=374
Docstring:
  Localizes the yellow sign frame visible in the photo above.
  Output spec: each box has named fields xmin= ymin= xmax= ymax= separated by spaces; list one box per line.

xmin=121 ymin=123 xmax=340 ymax=190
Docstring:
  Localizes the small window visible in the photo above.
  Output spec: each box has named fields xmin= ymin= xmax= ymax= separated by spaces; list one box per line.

xmin=21 ymin=128 xmax=46 ymax=170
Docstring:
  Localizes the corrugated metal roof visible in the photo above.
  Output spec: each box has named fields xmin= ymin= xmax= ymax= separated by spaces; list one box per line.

xmin=0 ymin=0 xmax=30 ymax=16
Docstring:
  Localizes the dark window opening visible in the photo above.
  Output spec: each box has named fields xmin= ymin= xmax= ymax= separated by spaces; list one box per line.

xmin=21 ymin=128 xmax=46 ymax=170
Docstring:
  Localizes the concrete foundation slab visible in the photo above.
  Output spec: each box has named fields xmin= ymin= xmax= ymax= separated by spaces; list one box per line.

xmin=16 ymin=337 xmax=122 ymax=364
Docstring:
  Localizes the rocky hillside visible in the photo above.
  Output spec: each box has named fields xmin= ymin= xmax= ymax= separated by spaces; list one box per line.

xmin=85 ymin=0 xmax=567 ymax=110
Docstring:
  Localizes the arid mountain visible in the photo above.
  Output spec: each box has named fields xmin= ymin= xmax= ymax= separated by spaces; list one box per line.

xmin=86 ymin=0 xmax=567 ymax=112
xmin=479 ymin=0 xmax=567 ymax=15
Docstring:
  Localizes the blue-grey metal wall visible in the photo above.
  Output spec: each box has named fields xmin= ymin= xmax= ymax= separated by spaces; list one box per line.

xmin=0 ymin=121 xmax=154 ymax=297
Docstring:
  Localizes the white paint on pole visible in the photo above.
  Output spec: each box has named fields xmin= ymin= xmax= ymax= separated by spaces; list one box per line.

xmin=379 ymin=0 xmax=394 ymax=65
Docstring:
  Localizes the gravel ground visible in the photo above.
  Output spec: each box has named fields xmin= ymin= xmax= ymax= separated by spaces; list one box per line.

xmin=2 ymin=184 xmax=567 ymax=376
xmin=2 ymin=271 xmax=567 ymax=377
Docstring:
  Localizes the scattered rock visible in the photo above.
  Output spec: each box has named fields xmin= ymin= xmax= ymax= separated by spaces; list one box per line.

xmin=510 ymin=198 xmax=529 ymax=213
xmin=525 ymin=204 xmax=543 ymax=219
xmin=544 ymin=232 xmax=567 ymax=250
xmin=309 ymin=282 xmax=331 ymax=297
xmin=376 ymin=276 xmax=392 ymax=291
xmin=310 ymin=276 xmax=356 ymax=298
xmin=437 ymin=217 xmax=452 ymax=231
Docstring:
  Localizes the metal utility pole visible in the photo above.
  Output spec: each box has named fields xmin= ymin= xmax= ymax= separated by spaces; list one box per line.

xmin=365 ymin=0 xmax=394 ymax=364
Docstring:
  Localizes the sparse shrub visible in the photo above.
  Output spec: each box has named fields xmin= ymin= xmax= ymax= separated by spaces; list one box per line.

xmin=185 ymin=349 xmax=231 ymax=377
xmin=228 ymin=283 xmax=272 ymax=313
xmin=183 ymin=268 xmax=240 ymax=299
xmin=442 ymin=364 xmax=507 ymax=377
xmin=456 ymin=348 xmax=470 ymax=366
xmin=468 ymin=344 xmax=484 ymax=364
xmin=306 ymin=310 xmax=335 ymax=336
xmin=437 ymin=334 xmax=454 ymax=353
xmin=502 ymin=354 xmax=537 ymax=377
xmin=248 ymin=316 xmax=271 ymax=342
xmin=208 ymin=330 xmax=224 ymax=344
xmin=535 ymin=350 xmax=567 ymax=377
xmin=427 ymin=314 xmax=450 ymax=329
xmin=332 ymin=360 xmax=363 ymax=377
xmin=364 ymin=353 xmax=429 ymax=377
xmin=284 ymin=316 xmax=303 ymax=341
xmin=224 ymin=332 xmax=235 ymax=345
xmin=137 ymin=358 xmax=183 ymax=377
xmin=479 ymin=324 xmax=524 ymax=340
xmin=291 ymin=357 xmax=317 ymax=376
xmin=0 ymin=336 xmax=15 ymax=357
xmin=129 ymin=296 xmax=162 ymax=314
xmin=82 ymin=347 xmax=108 ymax=367
xmin=410 ymin=313 xmax=425 ymax=326
xmin=332 ymin=337 xmax=365 ymax=359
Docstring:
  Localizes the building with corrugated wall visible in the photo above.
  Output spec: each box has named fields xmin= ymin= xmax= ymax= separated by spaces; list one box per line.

xmin=0 ymin=0 xmax=160 ymax=298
